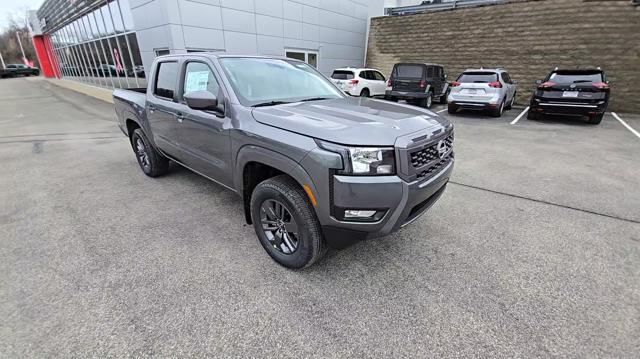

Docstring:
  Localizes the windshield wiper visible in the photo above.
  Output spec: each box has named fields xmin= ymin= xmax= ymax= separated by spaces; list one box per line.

xmin=252 ymin=101 xmax=292 ymax=108
xmin=300 ymin=97 xmax=331 ymax=102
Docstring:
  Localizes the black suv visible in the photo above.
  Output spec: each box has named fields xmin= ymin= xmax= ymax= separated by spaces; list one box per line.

xmin=385 ymin=63 xmax=448 ymax=109
xmin=528 ymin=68 xmax=610 ymax=124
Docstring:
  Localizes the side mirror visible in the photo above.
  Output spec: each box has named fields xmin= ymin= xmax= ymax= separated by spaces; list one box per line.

xmin=184 ymin=90 xmax=218 ymax=111
xmin=535 ymin=80 xmax=542 ymax=85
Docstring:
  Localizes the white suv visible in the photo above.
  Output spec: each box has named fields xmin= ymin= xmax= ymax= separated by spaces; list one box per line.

xmin=447 ymin=68 xmax=517 ymax=117
xmin=330 ymin=68 xmax=387 ymax=97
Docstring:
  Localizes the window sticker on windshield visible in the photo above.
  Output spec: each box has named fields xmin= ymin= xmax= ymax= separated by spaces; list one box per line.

xmin=185 ymin=71 xmax=210 ymax=92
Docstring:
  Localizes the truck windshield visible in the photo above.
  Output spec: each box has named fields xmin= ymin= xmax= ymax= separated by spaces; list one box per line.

xmin=219 ymin=58 xmax=344 ymax=107
xmin=548 ymin=71 xmax=603 ymax=84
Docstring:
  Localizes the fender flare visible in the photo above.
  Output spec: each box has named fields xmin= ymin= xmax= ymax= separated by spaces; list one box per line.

xmin=122 ymin=109 xmax=141 ymax=136
xmin=234 ymin=144 xmax=319 ymax=204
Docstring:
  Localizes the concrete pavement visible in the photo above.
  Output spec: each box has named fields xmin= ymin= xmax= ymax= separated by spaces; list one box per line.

xmin=1 ymin=78 xmax=638 ymax=357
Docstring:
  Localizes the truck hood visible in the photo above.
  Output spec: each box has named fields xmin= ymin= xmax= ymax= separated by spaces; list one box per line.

xmin=251 ymin=97 xmax=450 ymax=146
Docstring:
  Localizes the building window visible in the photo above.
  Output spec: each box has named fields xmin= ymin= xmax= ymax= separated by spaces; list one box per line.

xmin=155 ymin=49 xmax=170 ymax=57
xmin=285 ymin=50 xmax=318 ymax=68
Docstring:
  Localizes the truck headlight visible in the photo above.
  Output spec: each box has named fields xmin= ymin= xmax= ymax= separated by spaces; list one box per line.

xmin=318 ymin=141 xmax=396 ymax=176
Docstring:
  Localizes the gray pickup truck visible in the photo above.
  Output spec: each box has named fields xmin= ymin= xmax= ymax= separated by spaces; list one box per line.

xmin=113 ymin=54 xmax=454 ymax=268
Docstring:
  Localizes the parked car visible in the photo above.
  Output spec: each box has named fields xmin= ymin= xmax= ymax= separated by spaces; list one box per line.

xmin=60 ymin=63 xmax=83 ymax=76
xmin=528 ymin=68 xmax=610 ymax=124
xmin=93 ymin=64 xmax=124 ymax=77
xmin=447 ymin=68 xmax=517 ymax=117
xmin=330 ymin=67 xmax=387 ymax=97
xmin=385 ymin=62 xmax=449 ymax=109
xmin=128 ymin=65 xmax=146 ymax=78
xmin=1 ymin=64 xmax=40 ymax=77
xmin=113 ymin=54 xmax=454 ymax=268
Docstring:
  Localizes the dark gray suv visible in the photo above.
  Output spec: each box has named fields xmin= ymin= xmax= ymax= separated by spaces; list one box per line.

xmin=113 ymin=54 xmax=454 ymax=268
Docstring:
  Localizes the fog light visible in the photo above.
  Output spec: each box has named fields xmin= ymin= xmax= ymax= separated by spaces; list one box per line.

xmin=344 ymin=210 xmax=377 ymax=218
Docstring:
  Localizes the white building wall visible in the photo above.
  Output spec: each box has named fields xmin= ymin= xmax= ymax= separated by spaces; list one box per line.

xmin=129 ymin=0 xmax=384 ymax=76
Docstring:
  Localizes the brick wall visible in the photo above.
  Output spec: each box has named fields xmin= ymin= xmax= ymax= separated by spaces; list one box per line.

xmin=366 ymin=0 xmax=640 ymax=113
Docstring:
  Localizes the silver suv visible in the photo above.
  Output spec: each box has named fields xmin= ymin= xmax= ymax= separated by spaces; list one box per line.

xmin=447 ymin=68 xmax=517 ymax=117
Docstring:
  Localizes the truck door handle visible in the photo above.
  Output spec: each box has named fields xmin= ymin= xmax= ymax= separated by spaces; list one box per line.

xmin=176 ymin=113 xmax=184 ymax=123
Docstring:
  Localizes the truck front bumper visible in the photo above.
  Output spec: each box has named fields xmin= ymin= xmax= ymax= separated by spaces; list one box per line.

xmin=321 ymin=160 xmax=453 ymax=247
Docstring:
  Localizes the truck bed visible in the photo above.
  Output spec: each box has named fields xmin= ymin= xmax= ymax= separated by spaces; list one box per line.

xmin=113 ymin=88 xmax=148 ymax=136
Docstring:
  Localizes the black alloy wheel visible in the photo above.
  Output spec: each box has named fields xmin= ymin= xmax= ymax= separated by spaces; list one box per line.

xmin=130 ymin=128 xmax=169 ymax=177
xmin=259 ymin=199 xmax=299 ymax=254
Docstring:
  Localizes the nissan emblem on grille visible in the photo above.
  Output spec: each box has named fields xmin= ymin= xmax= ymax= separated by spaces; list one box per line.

xmin=437 ymin=140 xmax=448 ymax=159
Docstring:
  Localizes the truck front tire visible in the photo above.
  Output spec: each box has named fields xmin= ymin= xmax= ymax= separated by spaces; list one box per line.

xmin=250 ymin=175 xmax=325 ymax=269
xmin=131 ymin=128 xmax=169 ymax=177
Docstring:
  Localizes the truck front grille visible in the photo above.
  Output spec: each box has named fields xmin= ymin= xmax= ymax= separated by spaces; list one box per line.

xmin=410 ymin=133 xmax=454 ymax=168
xmin=417 ymin=155 xmax=453 ymax=179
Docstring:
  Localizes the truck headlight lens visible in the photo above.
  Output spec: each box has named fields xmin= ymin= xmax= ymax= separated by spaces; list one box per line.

xmin=317 ymin=141 xmax=396 ymax=176
xmin=347 ymin=147 xmax=395 ymax=175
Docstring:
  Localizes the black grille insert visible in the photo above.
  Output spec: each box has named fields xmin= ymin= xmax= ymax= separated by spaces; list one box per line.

xmin=417 ymin=155 xmax=452 ymax=179
xmin=410 ymin=133 xmax=453 ymax=168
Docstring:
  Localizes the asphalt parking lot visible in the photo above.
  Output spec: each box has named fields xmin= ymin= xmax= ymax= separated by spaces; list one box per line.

xmin=1 ymin=78 xmax=639 ymax=357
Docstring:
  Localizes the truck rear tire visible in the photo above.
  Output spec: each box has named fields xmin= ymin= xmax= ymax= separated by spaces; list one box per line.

xmin=131 ymin=128 xmax=170 ymax=177
xmin=588 ymin=113 xmax=604 ymax=125
xmin=490 ymin=98 xmax=505 ymax=117
xmin=440 ymin=90 xmax=449 ymax=104
xmin=250 ymin=175 xmax=325 ymax=269
xmin=422 ymin=91 xmax=434 ymax=109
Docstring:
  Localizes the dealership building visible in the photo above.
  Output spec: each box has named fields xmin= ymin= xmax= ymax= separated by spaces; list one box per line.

xmin=29 ymin=0 xmax=384 ymax=89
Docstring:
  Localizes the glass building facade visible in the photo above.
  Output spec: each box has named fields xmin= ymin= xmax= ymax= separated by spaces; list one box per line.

xmin=41 ymin=0 xmax=146 ymax=89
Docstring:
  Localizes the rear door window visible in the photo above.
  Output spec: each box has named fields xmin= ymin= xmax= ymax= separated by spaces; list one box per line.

xmin=501 ymin=72 xmax=512 ymax=84
xmin=394 ymin=65 xmax=424 ymax=78
xmin=373 ymin=71 xmax=386 ymax=81
xmin=331 ymin=70 xmax=354 ymax=80
xmin=427 ymin=67 xmax=434 ymax=78
xmin=457 ymin=72 xmax=498 ymax=83
xmin=154 ymin=61 xmax=179 ymax=99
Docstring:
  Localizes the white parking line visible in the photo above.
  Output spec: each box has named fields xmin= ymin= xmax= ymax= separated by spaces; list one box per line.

xmin=612 ymin=112 xmax=640 ymax=139
xmin=510 ymin=107 xmax=529 ymax=125
xmin=436 ymin=108 xmax=447 ymax=113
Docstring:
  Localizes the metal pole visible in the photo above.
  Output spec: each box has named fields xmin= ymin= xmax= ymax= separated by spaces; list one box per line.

xmin=98 ymin=4 xmax=124 ymax=88
xmin=80 ymin=16 xmax=110 ymax=88
xmin=16 ymin=32 xmax=27 ymax=62
xmin=68 ymin=24 xmax=91 ymax=84
xmin=55 ymin=33 xmax=73 ymax=77
xmin=61 ymin=27 xmax=84 ymax=81
xmin=71 ymin=23 xmax=98 ymax=86
xmin=104 ymin=1 xmax=127 ymax=88
xmin=0 ymin=51 xmax=5 ymax=69
xmin=115 ymin=0 xmax=138 ymax=87
xmin=61 ymin=26 xmax=85 ymax=82
xmin=72 ymin=20 xmax=100 ymax=86
xmin=91 ymin=11 xmax=117 ymax=88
